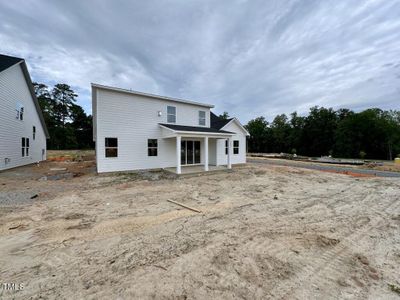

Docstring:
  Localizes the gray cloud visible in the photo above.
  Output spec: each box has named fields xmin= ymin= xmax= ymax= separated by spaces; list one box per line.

xmin=1 ymin=0 xmax=399 ymax=122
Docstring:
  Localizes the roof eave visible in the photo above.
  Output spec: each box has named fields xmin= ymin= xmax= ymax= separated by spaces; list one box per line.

xmin=159 ymin=124 xmax=235 ymax=136
xmin=91 ymin=83 xmax=214 ymax=108
xmin=20 ymin=61 xmax=50 ymax=138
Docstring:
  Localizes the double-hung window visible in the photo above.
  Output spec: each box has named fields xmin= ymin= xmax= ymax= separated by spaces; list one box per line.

xmin=105 ymin=138 xmax=118 ymax=157
xmin=16 ymin=104 xmax=24 ymax=120
xmin=148 ymin=139 xmax=158 ymax=156
xmin=225 ymin=140 xmax=228 ymax=155
xmin=167 ymin=106 xmax=176 ymax=123
xmin=33 ymin=126 xmax=36 ymax=140
xmin=199 ymin=111 xmax=206 ymax=126
xmin=21 ymin=137 xmax=29 ymax=157
xmin=233 ymin=140 xmax=239 ymax=154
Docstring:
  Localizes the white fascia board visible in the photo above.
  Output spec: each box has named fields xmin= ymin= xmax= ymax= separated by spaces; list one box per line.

xmin=159 ymin=124 xmax=234 ymax=138
xmin=221 ymin=118 xmax=250 ymax=136
xmin=91 ymin=83 xmax=214 ymax=108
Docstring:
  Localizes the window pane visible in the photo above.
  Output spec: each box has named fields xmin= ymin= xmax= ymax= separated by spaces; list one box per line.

xmin=22 ymin=137 xmax=25 ymax=147
xmin=194 ymin=141 xmax=200 ymax=163
xmin=26 ymin=148 xmax=29 ymax=156
xmin=148 ymin=139 xmax=157 ymax=148
xmin=167 ymin=106 xmax=176 ymax=114
xmin=234 ymin=140 xmax=239 ymax=147
xmin=22 ymin=147 xmax=24 ymax=157
xmin=105 ymin=138 xmax=118 ymax=147
xmin=148 ymin=148 xmax=157 ymax=156
xmin=167 ymin=114 xmax=176 ymax=123
xmin=26 ymin=138 xmax=29 ymax=147
xmin=105 ymin=148 xmax=118 ymax=157
xmin=186 ymin=141 xmax=193 ymax=164
xmin=234 ymin=148 xmax=239 ymax=154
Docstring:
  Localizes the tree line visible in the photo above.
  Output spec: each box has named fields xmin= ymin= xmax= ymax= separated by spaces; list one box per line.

xmin=245 ymin=107 xmax=400 ymax=160
xmin=34 ymin=83 xmax=399 ymax=160
xmin=34 ymin=83 xmax=93 ymax=150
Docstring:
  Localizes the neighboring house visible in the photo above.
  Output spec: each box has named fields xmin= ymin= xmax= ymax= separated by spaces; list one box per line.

xmin=0 ymin=54 xmax=49 ymax=171
xmin=92 ymin=83 xmax=249 ymax=173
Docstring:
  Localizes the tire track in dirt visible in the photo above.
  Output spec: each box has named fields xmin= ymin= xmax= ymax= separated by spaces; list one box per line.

xmin=268 ymin=189 xmax=400 ymax=299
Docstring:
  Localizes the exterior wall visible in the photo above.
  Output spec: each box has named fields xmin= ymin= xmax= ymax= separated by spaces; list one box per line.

xmin=0 ymin=64 xmax=47 ymax=171
xmin=216 ymin=121 xmax=247 ymax=165
xmin=95 ymin=89 xmax=212 ymax=172
xmin=208 ymin=138 xmax=217 ymax=165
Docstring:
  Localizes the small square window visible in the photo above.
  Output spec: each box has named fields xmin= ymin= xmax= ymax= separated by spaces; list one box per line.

xmin=105 ymin=138 xmax=118 ymax=157
xmin=148 ymin=139 xmax=158 ymax=156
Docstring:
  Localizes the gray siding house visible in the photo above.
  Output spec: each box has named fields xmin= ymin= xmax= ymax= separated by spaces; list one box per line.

xmin=0 ymin=54 xmax=49 ymax=171
xmin=92 ymin=84 xmax=249 ymax=174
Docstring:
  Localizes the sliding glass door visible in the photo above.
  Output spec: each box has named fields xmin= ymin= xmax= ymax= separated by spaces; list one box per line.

xmin=181 ymin=140 xmax=201 ymax=165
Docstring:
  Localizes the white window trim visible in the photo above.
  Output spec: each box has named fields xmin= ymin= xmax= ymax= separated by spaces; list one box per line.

xmin=16 ymin=104 xmax=24 ymax=120
xmin=233 ymin=140 xmax=239 ymax=155
xmin=199 ymin=111 xmax=206 ymax=126
xmin=22 ymin=137 xmax=30 ymax=157
xmin=167 ymin=106 xmax=176 ymax=124
xmin=148 ymin=139 xmax=158 ymax=157
xmin=105 ymin=137 xmax=118 ymax=158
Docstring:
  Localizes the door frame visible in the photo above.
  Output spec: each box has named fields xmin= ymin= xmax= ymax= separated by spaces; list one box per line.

xmin=181 ymin=140 xmax=201 ymax=165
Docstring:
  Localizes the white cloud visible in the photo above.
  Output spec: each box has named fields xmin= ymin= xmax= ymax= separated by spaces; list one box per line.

xmin=1 ymin=0 xmax=399 ymax=121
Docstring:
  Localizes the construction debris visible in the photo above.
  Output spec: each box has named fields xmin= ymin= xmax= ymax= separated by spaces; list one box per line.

xmin=167 ymin=199 xmax=202 ymax=213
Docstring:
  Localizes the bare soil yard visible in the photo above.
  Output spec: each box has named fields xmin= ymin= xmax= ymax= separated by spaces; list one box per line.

xmin=0 ymin=159 xmax=399 ymax=299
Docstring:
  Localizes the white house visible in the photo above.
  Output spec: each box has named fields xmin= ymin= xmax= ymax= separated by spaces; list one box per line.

xmin=0 ymin=54 xmax=49 ymax=171
xmin=92 ymin=83 xmax=249 ymax=174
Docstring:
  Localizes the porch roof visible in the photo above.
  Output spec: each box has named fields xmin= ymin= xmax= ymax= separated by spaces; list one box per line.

xmin=159 ymin=123 xmax=235 ymax=136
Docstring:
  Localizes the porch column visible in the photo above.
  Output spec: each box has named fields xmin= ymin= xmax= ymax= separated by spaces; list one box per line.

xmin=204 ymin=136 xmax=209 ymax=171
xmin=176 ymin=136 xmax=181 ymax=174
xmin=227 ymin=137 xmax=232 ymax=169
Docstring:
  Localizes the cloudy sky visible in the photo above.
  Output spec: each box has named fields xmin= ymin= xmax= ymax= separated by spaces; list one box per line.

xmin=1 ymin=0 xmax=400 ymax=122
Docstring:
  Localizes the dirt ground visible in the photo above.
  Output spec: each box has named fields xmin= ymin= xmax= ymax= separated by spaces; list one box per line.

xmin=0 ymin=159 xmax=400 ymax=299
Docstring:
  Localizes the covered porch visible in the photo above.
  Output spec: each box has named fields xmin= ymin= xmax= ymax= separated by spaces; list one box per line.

xmin=159 ymin=123 xmax=235 ymax=175
xmin=164 ymin=165 xmax=229 ymax=175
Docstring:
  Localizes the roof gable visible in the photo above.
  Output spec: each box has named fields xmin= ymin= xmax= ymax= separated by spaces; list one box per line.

xmin=0 ymin=53 xmax=49 ymax=138
xmin=220 ymin=117 xmax=250 ymax=136
xmin=0 ymin=54 xmax=23 ymax=73
xmin=210 ymin=112 xmax=233 ymax=130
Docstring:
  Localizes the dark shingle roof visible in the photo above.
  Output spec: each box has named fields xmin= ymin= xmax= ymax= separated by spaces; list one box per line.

xmin=210 ymin=112 xmax=233 ymax=130
xmin=159 ymin=123 xmax=234 ymax=134
xmin=0 ymin=54 xmax=23 ymax=72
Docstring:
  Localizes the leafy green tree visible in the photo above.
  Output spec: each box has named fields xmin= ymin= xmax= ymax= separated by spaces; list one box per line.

xmin=34 ymin=82 xmax=93 ymax=150
xmin=245 ymin=117 xmax=269 ymax=153
xmin=270 ymin=114 xmax=291 ymax=153
xmin=300 ymin=106 xmax=339 ymax=157
xmin=219 ymin=111 xmax=230 ymax=120
xmin=52 ymin=84 xmax=78 ymax=128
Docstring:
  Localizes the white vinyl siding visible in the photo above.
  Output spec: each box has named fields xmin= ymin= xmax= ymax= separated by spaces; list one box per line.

xmin=0 ymin=64 xmax=47 ymax=170
xmin=94 ymin=89 xmax=211 ymax=172
xmin=216 ymin=121 xmax=247 ymax=165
